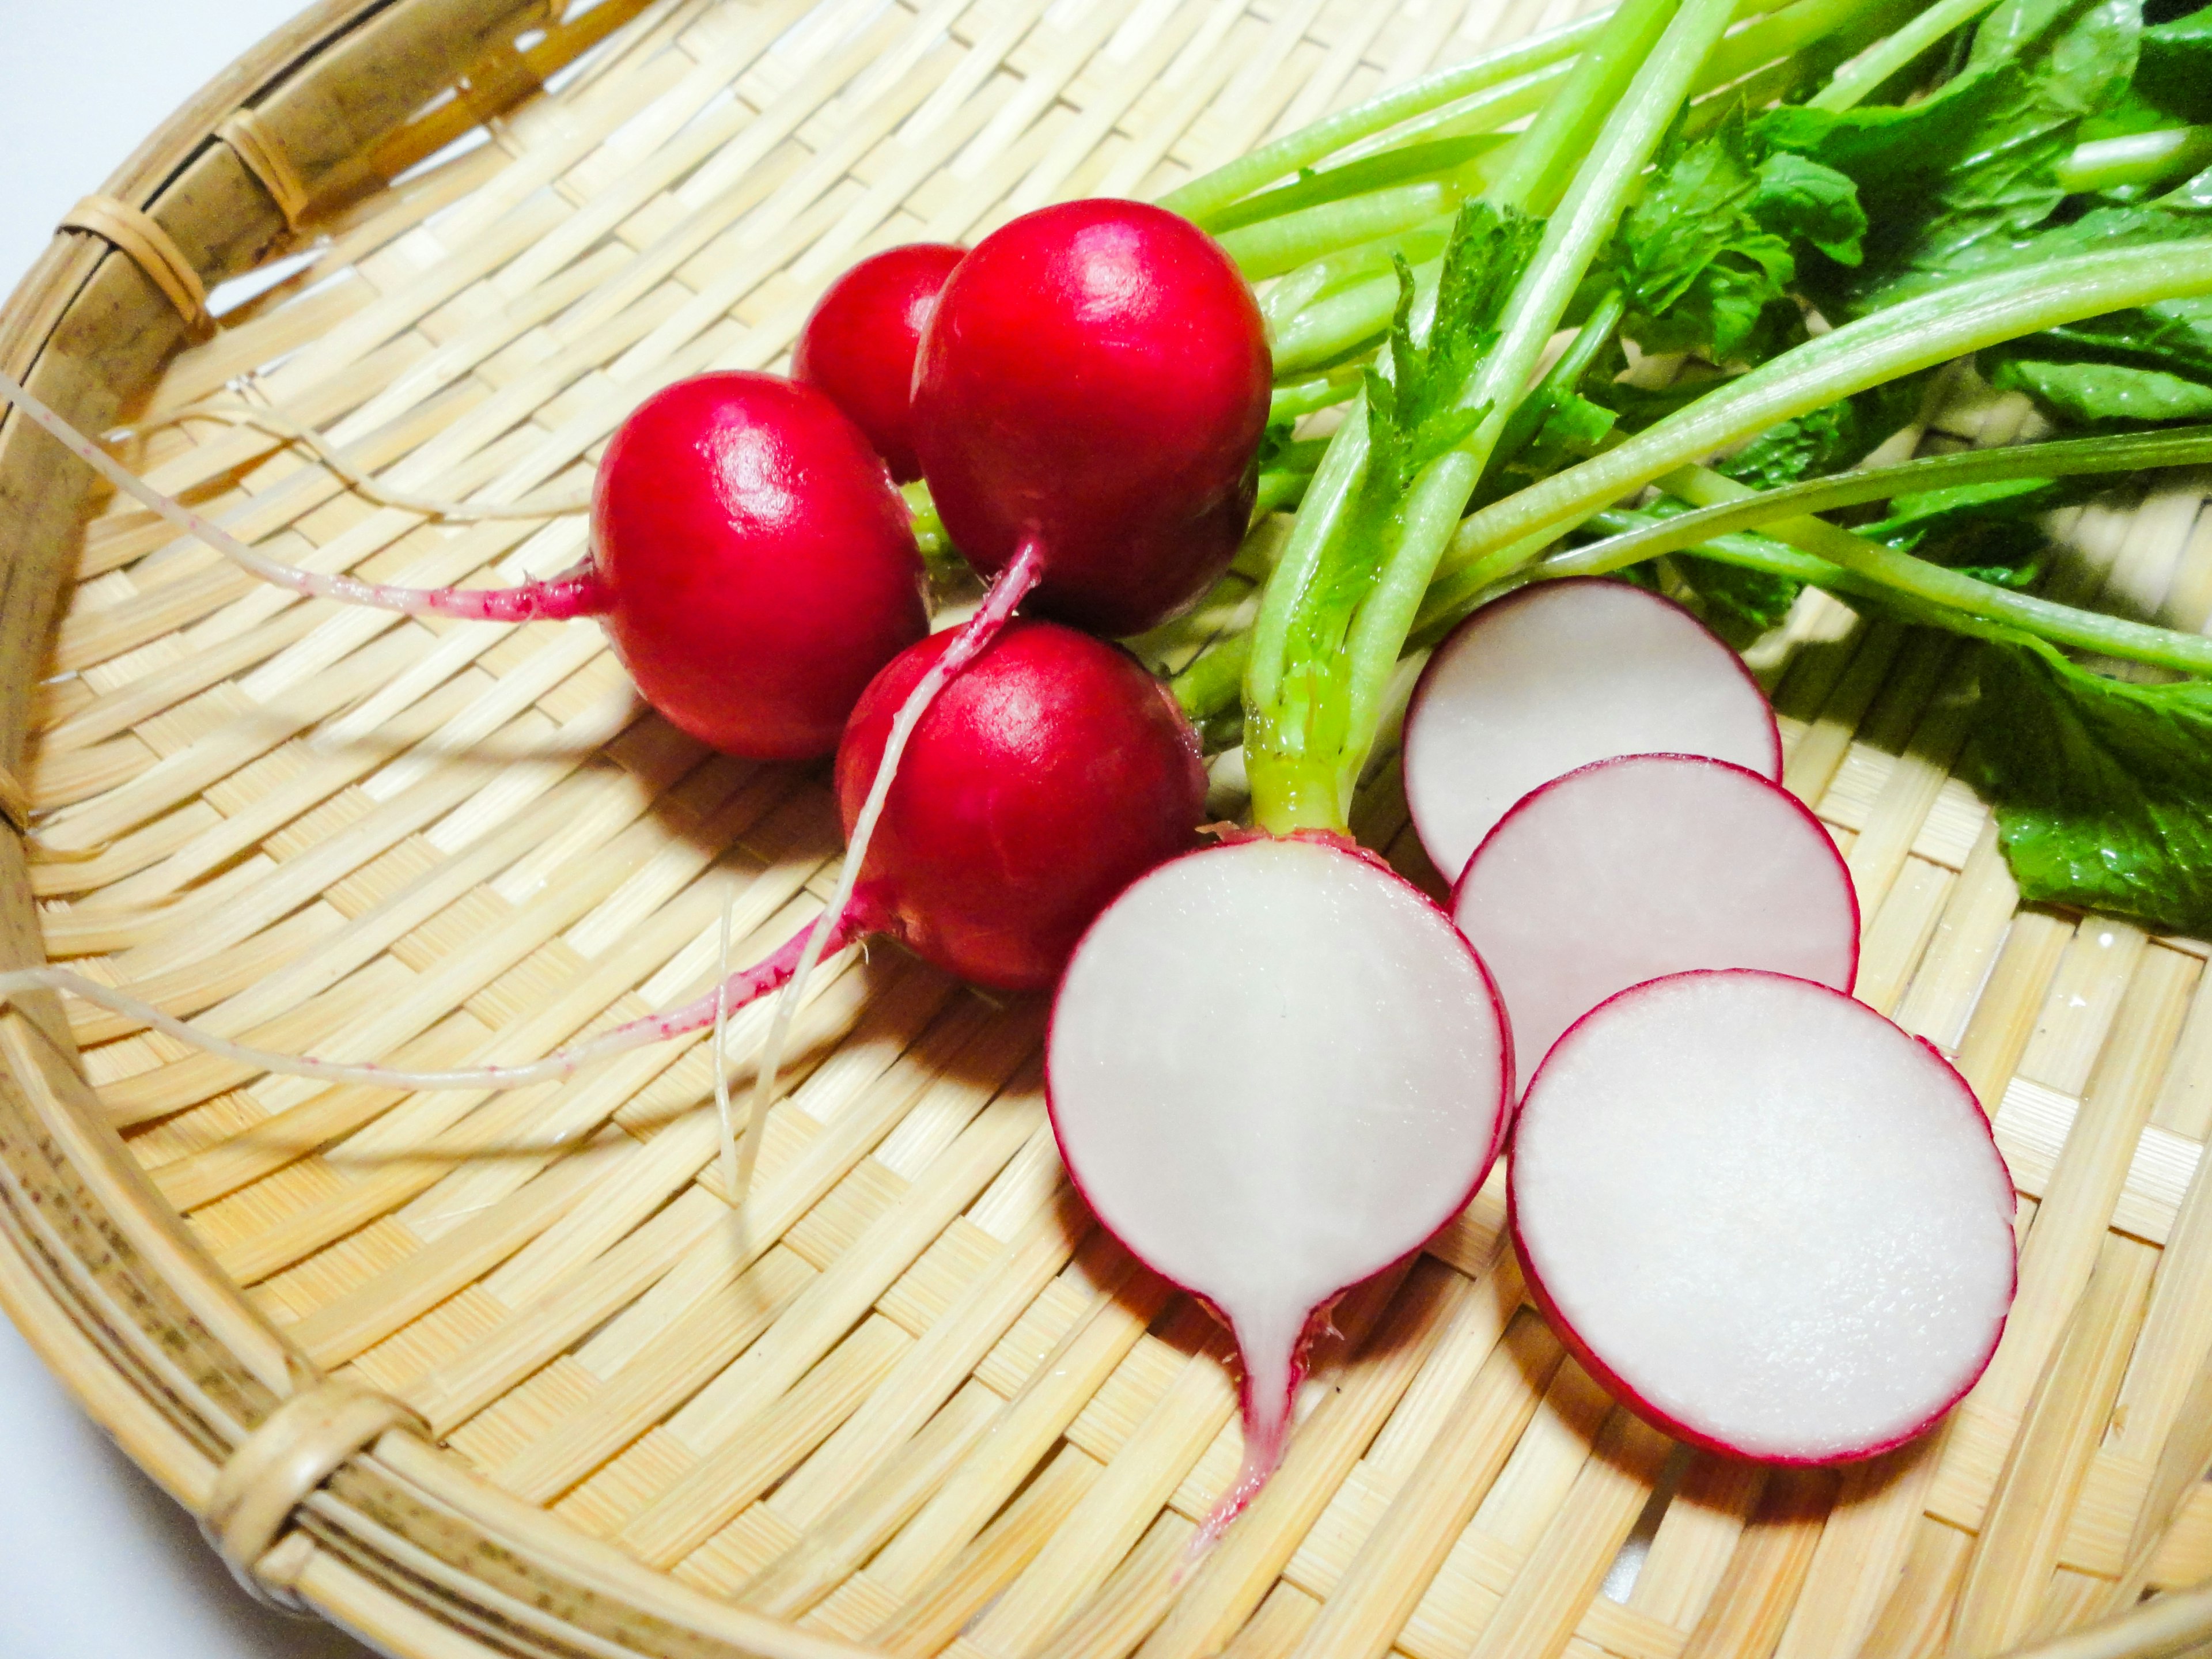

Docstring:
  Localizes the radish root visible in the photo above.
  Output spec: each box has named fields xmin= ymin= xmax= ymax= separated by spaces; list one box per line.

xmin=734 ymin=539 xmax=1046 ymax=1208
xmin=0 ymin=921 xmax=851 ymax=1093
xmin=0 ymin=369 xmax=607 ymax=623
xmin=143 ymin=386 xmax=593 ymax=521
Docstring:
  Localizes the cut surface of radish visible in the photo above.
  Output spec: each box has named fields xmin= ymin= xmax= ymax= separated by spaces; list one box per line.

xmin=1403 ymin=579 xmax=1781 ymax=881
xmin=1453 ymin=755 xmax=1857 ymax=1073
xmin=1047 ymin=835 xmax=1510 ymax=1525
xmin=1513 ymin=971 xmax=2015 ymax=1464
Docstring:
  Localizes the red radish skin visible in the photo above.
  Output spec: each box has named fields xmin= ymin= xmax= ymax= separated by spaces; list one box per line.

xmin=1453 ymin=754 xmax=1859 ymax=1074
xmin=835 ymin=620 xmax=1207 ymax=990
xmin=0 ymin=368 xmax=927 ymax=762
xmin=1511 ymin=971 xmax=2016 ymax=1465
xmin=911 ymin=199 xmax=1272 ymax=638
xmin=1404 ymin=579 xmax=1782 ymax=881
xmin=1046 ymin=834 xmax=1512 ymax=1537
xmin=793 ymin=243 xmax=966 ymax=482
xmin=589 ymin=373 xmax=927 ymax=758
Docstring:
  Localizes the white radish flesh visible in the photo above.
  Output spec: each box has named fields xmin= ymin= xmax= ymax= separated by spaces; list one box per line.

xmin=1403 ymin=579 xmax=1781 ymax=881
xmin=1047 ymin=835 xmax=1510 ymax=1527
xmin=1513 ymin=970 xmax=2015 ymax=1464
xmin=1453 ymin=755 xmax=1857 ymax=1073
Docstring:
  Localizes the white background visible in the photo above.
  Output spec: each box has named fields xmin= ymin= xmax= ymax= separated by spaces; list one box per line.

xmin=1 ymin=3 xmax=377 ymax=1653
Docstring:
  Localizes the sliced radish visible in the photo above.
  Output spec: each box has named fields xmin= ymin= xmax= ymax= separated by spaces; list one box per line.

xmin=1047 ymin=835 xmax=1510 ymax=1525
xmin=1403 ymin=579 xmax=1781 ymax=881
xmin=1453 ymin=755 xmax=1857 ymax=1073
xmin=1513 ymin=971 xmax=2015 ymax=1464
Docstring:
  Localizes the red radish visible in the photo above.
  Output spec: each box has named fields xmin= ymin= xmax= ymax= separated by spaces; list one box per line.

xmin=1403 ymin=579 xmax=1782 ymax=881
xmin=0 ymin=618 xmax=1205 ymax=1099
xmin=911 ymin=199 xmax=1272 ymax=638
xmin=1453 ymin=755 xmax=1858 ymax=1073
xmin=1513 ymin=970 xmax=2015 ymax=1464
xmin=0 ymin=368 xmax=927 ymax=762
xmin=1047 ymin=834 xmax=1511 ymax=1533
xmin=833 ymin=619 xmax=1207 ymax=990
xmin=793 ymin=243 xmax=966 ymax=483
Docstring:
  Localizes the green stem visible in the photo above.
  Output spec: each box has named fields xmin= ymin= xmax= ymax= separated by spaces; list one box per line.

xmin=1338 ymin=0 xmax=1744 ymax=779
xmin=1441 ymin=241 xmax=2212 ymax=585
xmin=1207 ymin=137 xmax=1508 ymax=234
xmin=1494 ymin=0 xmax=1687 ymax=214
xmin=1161 ymin=12 xmax=1618 ymax=227
xmin=1807 ymin=0 xmax=1999 ymax=111
xmin=1221 ymin=184 xmax=1463 ymax=282
xmin=1478 ymin=288 xmax=1628 ymax=496
xmin=1567 ymin=507 xmax=2212 ymax=675
xmin=2058 ymin=127 xmax=2212 ymax=197
xmin=1172 ymin=633 xmax=1253 ymax=722
xmin=1546 ymin=426 xmax=2212 ymax=575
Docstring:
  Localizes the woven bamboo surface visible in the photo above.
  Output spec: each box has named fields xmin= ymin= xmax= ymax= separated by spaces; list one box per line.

xmin=1 ymin=1 xmax=2210 ymax=1656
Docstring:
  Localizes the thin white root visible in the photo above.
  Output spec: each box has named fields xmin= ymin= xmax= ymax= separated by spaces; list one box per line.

xmin=734 ymin=540 xmax=1047 ymax=1209
xmin=143 ymin=389 xmax=592 ymax=521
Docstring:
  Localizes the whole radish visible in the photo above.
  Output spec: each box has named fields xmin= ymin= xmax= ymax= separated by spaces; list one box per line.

xmin=0 ymin=369 xmax=927 ymax=762
xmin=793 ymin=243 xmax=965 ymax=483
xmin=833 ymin=619 xmax=1206 ymax=990
xmin=913 ymin=199 xmax=1272 ymax=637
xmin=589 ymin=373 xmax=926 ymax=757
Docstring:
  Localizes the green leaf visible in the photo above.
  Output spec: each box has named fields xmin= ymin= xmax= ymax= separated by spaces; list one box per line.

xmin=1763 ymin=0 xmax=2143 ymax=310
xmin=1671 ymin=555 xmax=1807 ymax=643
xmin=1863 ymin=475 xmax=2068 ymax=586
xmin=1966 ymin=635 xmax=2212 ymax=934
xmin=1603 ymin=112 xmax=1862 ymax=363
xmin=1716 ymin=378 xmax=1926 ymax=490
xmin=1987 ymin=349 xmax=2212 ymax=418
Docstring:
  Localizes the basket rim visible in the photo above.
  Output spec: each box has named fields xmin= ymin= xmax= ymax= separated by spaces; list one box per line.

xmin=0 ymin=4 xmax=2206 ymax=1658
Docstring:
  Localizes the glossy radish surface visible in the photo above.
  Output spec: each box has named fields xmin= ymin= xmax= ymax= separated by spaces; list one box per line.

xmin=1513 ymin=971 xmax=2015 ymax=1464
xmin=912 ymin=199 xmax=1271 ymax=637
xmin=1048 ymin=835 xmax=1510 ymax=1527
xmin=1404 ymin=579 xmax=1781 ymax=881
xmin=793 ymin=243 xmax=965 ymax=482
xmin=592 ymin=372 xmax=929 ymax=759
xmin=835 ymin=619 xmax=1208 ymax=991
xmin=1453 ymin=755 xmax=1857 ymax=1073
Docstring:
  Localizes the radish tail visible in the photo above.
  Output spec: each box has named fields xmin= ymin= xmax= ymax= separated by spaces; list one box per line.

xmin=733 ymin=540 xmax=1047 ymax=1210
xmin=713 ymin=895 xmax=740 ymax=1203
xmin=0 ymin=368 xmax=607 ymax=622
xmin=146 ymin=392 xmax=593 ymax=521
xmin=1188 ymin=1303 xmax=1306 ymax=1558
xmin=0 ymin=913 xmax=870 ymax=1092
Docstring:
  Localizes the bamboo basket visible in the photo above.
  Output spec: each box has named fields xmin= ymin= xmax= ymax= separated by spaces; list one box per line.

xmin=2 ymin=1 xmax=2210 ymax=1656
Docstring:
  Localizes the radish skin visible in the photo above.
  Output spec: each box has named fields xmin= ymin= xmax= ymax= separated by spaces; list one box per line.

xmin=1047 ymin=835 xmax=1511 ymax=1535
xmin=1403 ymin=579 xmax=1781 ymax=880
xmin=1512 ymin=970 xmax=2016 ymax=1464
xmin=1453 ymin=754 xmax=1857 ymax=1073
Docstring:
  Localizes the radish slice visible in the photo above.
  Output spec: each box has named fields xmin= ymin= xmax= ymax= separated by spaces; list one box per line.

xmin=1047 ymin=836 xmax=1511 ymax=1527
xmin=1513 ymin=971 xmax=2015 ymax=1464
xmin=1453 ymin=755 xmax=1857 ymax=1073
xmin=1403 ymin=579 xmax=1781 ymax=881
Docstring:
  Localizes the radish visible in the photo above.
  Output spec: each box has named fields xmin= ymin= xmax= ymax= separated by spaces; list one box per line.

xmin=1453 ymin=754 xmax=1857 ymax=1073
xmin=792 ymin=243 xmax=966 ymax=483
xmin=911 ymin=199 xmax=1271 ymax=638
xmin=1402 ymin=579 xmax=1782 ymax=881
xmin=1046 ymin=834 xmax=1511 ymax=1533
xmin=0 ymin=618 xmax=1204 ymax=1096
xmin=0 ymin=369 xmax=928 ymax=761
xmin=1512 ymin=969 xmax=2016 ymax=1464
